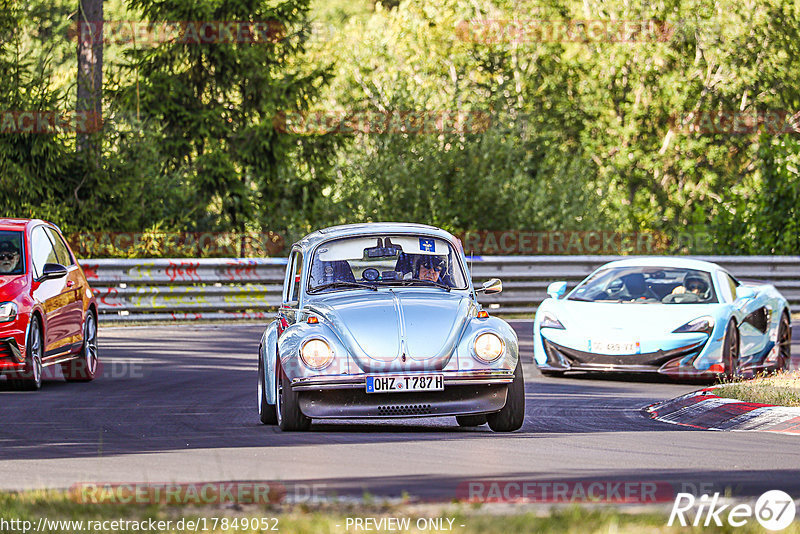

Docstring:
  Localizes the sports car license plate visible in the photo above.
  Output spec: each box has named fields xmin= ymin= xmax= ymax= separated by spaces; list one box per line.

xmin=588 ymin=340 xmax=641 ymax=355
xmin=365 ymin=375 xmax=444 ymax=394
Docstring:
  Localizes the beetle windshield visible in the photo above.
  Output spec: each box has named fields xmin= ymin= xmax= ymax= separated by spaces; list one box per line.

xmin=0 ymin=231 xmax=24 ymax=275
xmin=568 ymin=266 xmax=718 ymax=304
xmin=308 ymin=235 xmax=469 ymax=292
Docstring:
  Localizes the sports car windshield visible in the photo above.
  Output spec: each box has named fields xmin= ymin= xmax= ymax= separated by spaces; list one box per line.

xmin=568 ymin=266 xmax=718 ymax=304
xmin=308 ymin=235 xmax=468 ymax=292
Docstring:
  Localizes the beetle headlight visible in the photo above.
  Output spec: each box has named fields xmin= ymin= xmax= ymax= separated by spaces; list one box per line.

xmin=473 ymin=332 xmax=504 ymax=363
xmin=673 ymin=316 xmax=715 ymax=335
xmin=0 ymin=302 xmax=17 ymax=323
xmin=300 ymin=338 xmax=333 ymax=369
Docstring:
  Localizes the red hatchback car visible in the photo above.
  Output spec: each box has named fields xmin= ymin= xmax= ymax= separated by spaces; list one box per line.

xmin=0 ymin=218 xmax=98 ymax=390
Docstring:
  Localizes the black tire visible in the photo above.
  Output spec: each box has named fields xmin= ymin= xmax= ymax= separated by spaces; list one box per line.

xmin=487 ymin=361 xmax=525 ymax=432
xmin=722 ymin=320 xmax=740 ymax=379
xmin=456 ymin=415 xmax=487 ymax=427
xmin=258 ymin=352 xmax=277 ymax=425
xmin=776 ymin=313 xmax=792 ymax=372
xmin=275 ymin=358 xmax=311 ymax=431
xmin=540 ymin=369 xmax=565 ymax=378
xmin=8 ymin=318 xmax=43 ymax=391
xmin=62 ymin=310 xmax=99 ymax=382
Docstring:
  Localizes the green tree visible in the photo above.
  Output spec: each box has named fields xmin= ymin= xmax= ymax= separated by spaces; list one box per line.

xmin=112 ymin=0 xmax=337 ymax=236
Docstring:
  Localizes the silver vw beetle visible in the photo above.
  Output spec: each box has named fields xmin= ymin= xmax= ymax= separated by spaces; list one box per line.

xmin=257 ymin=223 xmax=524 ymax=432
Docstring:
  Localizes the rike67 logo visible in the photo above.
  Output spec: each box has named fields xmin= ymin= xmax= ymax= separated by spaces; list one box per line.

xmin=669 ymin=490 xmax=797 ymax=530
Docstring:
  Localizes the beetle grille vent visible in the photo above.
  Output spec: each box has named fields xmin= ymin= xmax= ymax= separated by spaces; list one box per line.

xmin=377 ymin=404 xmax=432 ymax=416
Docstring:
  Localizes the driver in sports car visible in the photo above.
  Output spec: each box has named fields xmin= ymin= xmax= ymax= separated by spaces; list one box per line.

xmin=671 ymin=275 xmax=708 ymax=296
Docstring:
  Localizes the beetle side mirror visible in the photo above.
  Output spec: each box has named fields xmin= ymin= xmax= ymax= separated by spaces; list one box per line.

xmin=476 ymin=278 xmax=502 ymax=294
xmin=547 ymin=281 xmax=568 ymax=299
xmin=736 ymin=286 xmax=756 ymax=300
xmin=40 ymin=263 xmax=68 ymax=281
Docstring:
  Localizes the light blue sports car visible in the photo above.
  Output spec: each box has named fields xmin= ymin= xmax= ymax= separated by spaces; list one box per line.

xmin=534 ymin=258 xmax=792 ymax=380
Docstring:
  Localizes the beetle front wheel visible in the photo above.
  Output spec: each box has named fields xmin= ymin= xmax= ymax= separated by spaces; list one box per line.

xmin=487 ymin=361 xmax=525 ymax=432
xmin=275 ymin=358 xmax=311 ymax=431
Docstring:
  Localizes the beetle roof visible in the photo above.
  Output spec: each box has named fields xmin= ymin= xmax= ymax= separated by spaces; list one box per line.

xmin=295 ymin=222 xmax=458 ymax=251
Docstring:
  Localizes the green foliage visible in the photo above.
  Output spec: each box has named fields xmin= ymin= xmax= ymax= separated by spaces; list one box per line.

xmin=110 ymin=0 xmax=338 ymax=235
xmin=1 ymin=0 xmax=798 ymax=255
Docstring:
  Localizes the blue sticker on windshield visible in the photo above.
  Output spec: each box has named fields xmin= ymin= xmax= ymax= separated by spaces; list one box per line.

xmin=419 ymin=238 xmax=435 ymax=252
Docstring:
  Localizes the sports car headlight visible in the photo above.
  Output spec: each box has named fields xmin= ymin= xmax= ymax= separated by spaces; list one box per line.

xmin=0 ymin=302 xmax=17 ymax=323
xmin=300 ymin=338 xmax=333 ymax=370
xmin=539 ymin=311 xmax=565 ymax=330
xmin=672 ymin=316 xmax=715 ymax=335
xmin=473 ymin=333 xmax=504 ymax=363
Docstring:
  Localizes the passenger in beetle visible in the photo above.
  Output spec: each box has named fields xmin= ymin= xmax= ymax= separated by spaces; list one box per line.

xmin=0 ymin=241 xmax=21 ymax=275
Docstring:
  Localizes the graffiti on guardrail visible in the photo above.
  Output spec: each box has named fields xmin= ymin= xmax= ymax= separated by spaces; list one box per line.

xmin=68 ymin=232 xmax=285 ymax=258
xmin=166 ymin=261 xmax=201 ymax=282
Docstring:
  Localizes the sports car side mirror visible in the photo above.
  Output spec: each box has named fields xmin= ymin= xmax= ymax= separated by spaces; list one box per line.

xmin=736 ymin=286 xmax=756 ymax=300
xmin=547 ymin=281 xmax=568 ymax=299
xmin=476 ymin=278 xmax=502 ymax=294
xmin=40 ymin=263 xmax=68 ymax=281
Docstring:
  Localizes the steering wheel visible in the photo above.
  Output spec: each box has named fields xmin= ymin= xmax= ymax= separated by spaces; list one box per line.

xmin=662 ymin=292 xmax=701 ymax=304
xmin=362 ymin=268 xmax=379 ymax=282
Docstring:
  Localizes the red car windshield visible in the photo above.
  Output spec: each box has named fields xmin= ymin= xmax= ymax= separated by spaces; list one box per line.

xmin=0 ymin=231 xmax=25 ymax=275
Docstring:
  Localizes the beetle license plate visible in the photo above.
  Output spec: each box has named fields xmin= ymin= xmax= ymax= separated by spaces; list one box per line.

xmin=365 ymin=375 xmax=444 ymax=393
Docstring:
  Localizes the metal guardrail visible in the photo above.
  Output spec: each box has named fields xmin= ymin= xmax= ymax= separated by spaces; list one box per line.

xmin=82 ymin=256 xmax=800 ymax=322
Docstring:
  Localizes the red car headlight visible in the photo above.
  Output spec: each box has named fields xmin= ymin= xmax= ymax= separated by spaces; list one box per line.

xmin=0 ymin=302 xmax=17 ymax=323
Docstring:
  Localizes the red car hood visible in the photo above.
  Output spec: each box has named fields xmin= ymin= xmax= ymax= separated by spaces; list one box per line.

xmin=0 ymin=274 xmax=26 ymax=300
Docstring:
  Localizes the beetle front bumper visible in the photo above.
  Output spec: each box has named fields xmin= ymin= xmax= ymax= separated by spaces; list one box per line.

xmin=291 ymin=370 xmax=514 ymax=419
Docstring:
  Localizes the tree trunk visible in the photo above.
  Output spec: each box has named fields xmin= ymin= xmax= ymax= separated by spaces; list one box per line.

xmin=76 ymin=0 xmax=103 ymax=153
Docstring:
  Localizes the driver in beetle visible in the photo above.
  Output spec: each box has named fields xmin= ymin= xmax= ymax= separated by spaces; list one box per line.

xmin=411 ymin=255 xmax=454 ymax=287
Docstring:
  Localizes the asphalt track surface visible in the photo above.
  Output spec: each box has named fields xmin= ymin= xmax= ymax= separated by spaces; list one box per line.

xmin=1 ymin=321 xmax=798 ymax=501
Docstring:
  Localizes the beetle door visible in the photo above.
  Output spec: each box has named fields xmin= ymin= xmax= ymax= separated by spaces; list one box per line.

xmin=280 ymin=249 xmax=303 ymax=328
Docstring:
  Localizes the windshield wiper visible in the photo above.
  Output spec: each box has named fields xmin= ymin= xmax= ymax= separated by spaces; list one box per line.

xmin=308 ymin=281 xmax=377 ymax=293
xmin=381 ymin=279 xmax=451 ymax=292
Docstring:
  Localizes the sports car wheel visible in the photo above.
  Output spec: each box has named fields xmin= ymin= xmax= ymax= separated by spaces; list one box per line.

xmin=275 ymin=358 xmax=311 ymax=431
xmin=456 ymin=415 xmax=487 ymax=427
xmin=776 ymin=313 xmax=791 ymax=372
xmin=258 ymin=351 xmax=277 ymax=425
xmin=487 ymin=361 xmax=525 ymax=432
xmin=9 ymin=318 xmax=43 ymax=391
xmin=722 ymin=320 xmax=740 ymax=379
xmin=62 ymin=311 xmax=98 ymax=382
